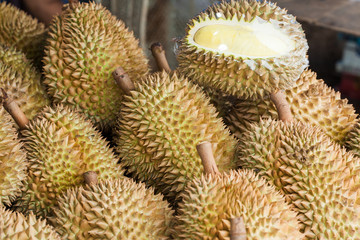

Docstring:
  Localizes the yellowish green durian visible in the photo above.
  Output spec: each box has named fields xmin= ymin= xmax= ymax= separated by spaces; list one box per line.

xmin=51 ymin=178 xmax=174 ymax=239
xmin=177 ymin=0 xmax=308 ymax=100
xmin=43 ymin=2 xmax=149 ymax=130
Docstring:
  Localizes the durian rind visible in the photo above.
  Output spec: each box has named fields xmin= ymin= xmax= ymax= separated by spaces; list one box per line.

xmin=0 ymin=206 xmax=61 ymax=239
xmin=0 ymin=108 xmax=27 ymax=206
xmin=51 ymin=179 xmax=174 ymax=240
xmin=177 ymin=0 xmax=308 ymax=100
xmin=14 ymin=105 xmax=125 ymax=218
xmin=115 ymin=71 xmax=237 ymax=204
xmin=345 ymin=122 xmax=360 ymax=158
xmin=174 ymin=169 xmax=303 ymax=239
xmin=226 ymin=69 xmax=358 ymax=143
xmin=43 ymin=2 xmax=149 ymax=130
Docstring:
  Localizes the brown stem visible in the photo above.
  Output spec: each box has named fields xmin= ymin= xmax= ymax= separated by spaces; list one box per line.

xmin=83 ymin=171 xmax=98 ymax=185
xmin=69 ymin=0 xmax=79 ymax=9
xmin=150 ymin=42 xmax=171 ymax=73
xmin=0 ymin=89 xmax=29 ymax=130
xmin=230 ymin=217 xmax=246 ymax=240
xmin=196 ymin=141 xmax=220 ymax=175
xmin=113 ymin=67 xmax=135 ymax=95
xmin=270 ymin=89 xmax=293 ymax=122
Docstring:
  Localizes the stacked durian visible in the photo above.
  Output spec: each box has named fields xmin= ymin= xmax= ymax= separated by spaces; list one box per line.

xmin=1 ymin=0 xmax=360 ymax=239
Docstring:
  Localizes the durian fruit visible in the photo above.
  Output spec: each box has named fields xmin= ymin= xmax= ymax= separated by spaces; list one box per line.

xmin=173 ymin=142 xmax=303 ymax=239
xmin=0 ymin=44 xmax=49 ymax=120
xmin=176 ymin=0 xmax=308 ymax=100
xmin=1 ymin=102 xmax=125 ymax=218
xmin=43 ymin=2 xmax=149 ymax=130
xmin=237 ymin=118 xmax=360 ymax=238
xmin=345 ymin=122 xmax=360 ymax=158
xmin=0 ymin=108 xmax=27 ymax=206
xmin=114 ymin=70 xmax=237 ymax=204
xmin=226 ymin=69 xmax=358 ymax=143
xmin=0 ymin=206 xmax=60 ymax=239
xmin=0 ymin=2 xmax=47 ymax=66
xmin=51 ymin=174 xmax=174 ymax=239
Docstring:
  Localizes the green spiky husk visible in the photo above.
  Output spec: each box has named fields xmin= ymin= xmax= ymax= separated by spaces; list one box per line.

xmin=177 ymin=0 xmax=308 ymax=100
xmin=51 ymin=179 xmax=174 ymax=239
xmin=43 ymin=2 xmax=149 ymax=130
xmin=14 ymin=105 xmax=125 ymax=218
xmin=114 ymin=71 xmax=237 ymax=204
xmin=345 ymin=122 xmax=360 ymax=158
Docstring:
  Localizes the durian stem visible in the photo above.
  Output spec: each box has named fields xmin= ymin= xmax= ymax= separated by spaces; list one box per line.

xmin=0 ymin=88 xmax=29 ymax=130
xmin=83 ymin=171 xmax=98 ymax=185
xmin=270 ymin=90 xmax=293 ymax=122
xmin=113 ymin=67 xmax=135 ymax=95
xmin=230 ymin=217 xmax=246 ymax=240
xmin=196 ymin=141 xmax=220 ymax=175
xmin=69 ymin=0 xmax=79 ymax=8
xmin=150 ymin=42 xmax=171 ymax=73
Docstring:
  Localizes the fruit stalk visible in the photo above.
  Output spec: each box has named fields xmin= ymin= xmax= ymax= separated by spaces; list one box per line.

xmin=270 ymin=89 xmax=293 ymax=122
xmin=0 ymin=88 xmax=29 ymax=130
xmin=196 ymin=141 xmax=220 ymax=175
xmin=113 ymin=67 xmax=135 ymax=95
xmin=151 ymin=42 xmax=171 ymax=73
xmin=83 ymin=171 xmax=98 ymax=185
xmin=230 ymin=217 xmax=246 ymax=240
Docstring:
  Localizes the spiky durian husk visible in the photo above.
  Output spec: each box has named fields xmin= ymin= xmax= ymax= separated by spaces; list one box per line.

xmin=226 ymin=70 xmax=358 ymax=143
xmin=0 ymin=108 xmax=27 ymax=206
xmin=237 ymin=119 xmax=360 ymax=238
xmin=173 ymin=169 xmax=303 ymax=239
xmin=345 ymin=122 xmax=360 ymax=158
xmin=51 ymin=179 xmax=173 ymax=239
xmin=177 ymin=0 xmax=308 ymax=100
xmin=0 ymin=45 xmax=49 ymax=120
xmin=43 ymin=2 xmax=149 ymax=130
xmin=0 ymin=207 xmax=60 ymax=239
xmin=114 ymin=71 xmax=237 ymax=204
xmin=14 ymin=105 xmax=125 ymax=218
xmin=0 ymin=2 xmax=47 ymax=66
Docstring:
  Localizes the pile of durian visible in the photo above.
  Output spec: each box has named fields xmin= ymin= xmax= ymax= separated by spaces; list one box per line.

xmin=1 ymin=0 xmax=360 ymax=239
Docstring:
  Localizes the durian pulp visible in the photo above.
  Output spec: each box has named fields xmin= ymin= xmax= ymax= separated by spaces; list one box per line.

xmin=192 ymin=18 xmax=295 ymax=58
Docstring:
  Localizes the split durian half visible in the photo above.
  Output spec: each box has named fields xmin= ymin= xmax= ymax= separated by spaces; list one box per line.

xmin=43 ymin=2 xmax=149 ymax=130
xmin=51 ymin=178 xmax=174 ymax=239
xmin=177 ymin=0 xmax=308 ymax=99
xmin=225 ymin=69 xmax=358 ymax=143
xmin=0 ymin=206 xmax=60 ymax=239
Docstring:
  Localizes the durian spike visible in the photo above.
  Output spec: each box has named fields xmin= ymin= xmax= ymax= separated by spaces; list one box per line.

xmin=83 ymin=171 xmax=98 ymax=185
xmin=0 ymin=88 xmax=29 ymax=130
xmin=69 ymin=0 xmax=79 ymax=9
xmin=150 ymin=42 xmax=171 ymax=73
xmin=112 ymin=67 xmax=134 ymax=95
xmin=230 ymin=217 xmax=247 ymax=240
xmin=196 ymin=141 xmax=220 ymax=175
xmin=270 ymin=89 xmax=293 ymax=122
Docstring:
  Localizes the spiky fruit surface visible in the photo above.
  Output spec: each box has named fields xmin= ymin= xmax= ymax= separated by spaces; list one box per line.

xmin=345 ymin=122 xmax=360 ymax=158
xmin=0 ymin=45 xmax=49 ymax=120
xmin=0 ymin=108 xmax=27 ymax=206
xmin=237 ymin=119 xmax=360 ymax=238
xmin=14 ymin=105 xmax=125 ymax=218
xmin=0 ymin=2 xmax=47 ymax=66
xmin=0 ymin=207 xmax=60 ymax=239
xmin=177 ymin=0 xmax=308 ymax=100
xmin=115 ymin=71 xmax=237 ymax=204
xmin=173 ymin=169 xmax=303 ymax=239
xmin=226 ymin=70 xmax=358 ymax=143
xmin=51 ymin=179 xmax=173 ymax=239
xmin=43 ymin=2 xmax=149 ymax=130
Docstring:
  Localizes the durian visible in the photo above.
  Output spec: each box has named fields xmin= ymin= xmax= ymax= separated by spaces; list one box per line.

xmin=0 ymin=108 xmax=27 ymax=206
xmin=0 ymin=206 xmax=60 ymax=239
xmin=3 ymin=104 xmax=125 ymax=218
xmin=51 ymin=176 xmax=174 ymax=239
xmin=345 ymin=122 xmax=360 ymax=158
xmin=114 ymin=71 xmax=237 ymax=204
xmin=0 ymin=2 xmax=47 ymax=66
xmin=226 ymin=69 xmax=358 ymax=143
xmin=0 ymin=44 xmax=49 ymax=120
xmin=237 ymin=119 xmax=360 ymax=238
xmin=43 ymin=2 xmax=149 ymax=130
xmin=173 ymin=142 xmax=303 ymax=239
xmin=176 ymin=0 xmax=308 ymax=100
